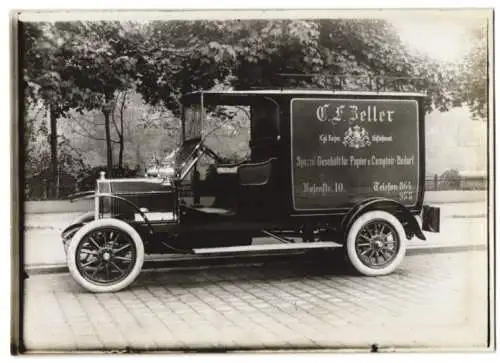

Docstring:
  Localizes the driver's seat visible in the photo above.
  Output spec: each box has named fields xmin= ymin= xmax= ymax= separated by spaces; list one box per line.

xmin=238 ymin=158 xmax=275 ymax=186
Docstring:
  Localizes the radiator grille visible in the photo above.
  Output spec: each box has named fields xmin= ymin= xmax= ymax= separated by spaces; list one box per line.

xmin=97 ymin=181 xmax=112 ymax=217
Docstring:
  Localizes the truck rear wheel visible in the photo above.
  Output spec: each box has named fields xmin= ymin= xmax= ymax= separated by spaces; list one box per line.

xmin=345 ymin=211 xmax=406 ymax=276
xmin=66 ymin=218 xmax=144 ymax=293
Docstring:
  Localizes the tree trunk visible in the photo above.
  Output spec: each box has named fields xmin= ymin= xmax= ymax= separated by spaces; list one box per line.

xmin=103 ymin=109 xmax=113 ymax=177
xmin=136 ymin=142 xmax=142 ymax=172
xmin=118 ymin=92 xmax=126 ymax=170
xmin=118 ymin=132 xmax=124 ymax=171
xmin=49 ymin=105 xmax=58 ymax=199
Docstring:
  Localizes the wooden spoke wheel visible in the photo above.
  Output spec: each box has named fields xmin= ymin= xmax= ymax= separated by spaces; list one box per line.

xmin=345 ymin=211 xmax=407 ymax=276
xmin=67 ymin=219 xmax=144 ymax=292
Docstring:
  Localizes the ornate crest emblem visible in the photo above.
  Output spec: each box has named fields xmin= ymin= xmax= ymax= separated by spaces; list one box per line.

xmin=343 ymin=125 xmax=371 ymax=149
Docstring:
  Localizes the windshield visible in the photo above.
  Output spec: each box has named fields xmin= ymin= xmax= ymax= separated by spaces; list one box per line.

xmin=173 ymin=138 xmax=224 ymax=181
xmin=183 ymin=105 xmax=203 ymax=141
xmin=174 ymin=139 xmax=201 ymax=173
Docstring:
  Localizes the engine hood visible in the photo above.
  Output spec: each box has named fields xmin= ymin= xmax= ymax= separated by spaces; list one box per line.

xmin=99 ymin=178 xmax=174 ymax=194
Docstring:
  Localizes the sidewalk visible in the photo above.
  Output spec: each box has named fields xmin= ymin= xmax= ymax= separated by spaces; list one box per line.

xmin=22 ymin=201 xmax=488 ymax=274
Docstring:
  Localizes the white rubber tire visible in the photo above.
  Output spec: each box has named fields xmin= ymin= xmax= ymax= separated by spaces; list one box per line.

xmin=345 ymin=211 xmax=407 ymax=276
xmin=66 ymin=218 xmax=145 ymax=293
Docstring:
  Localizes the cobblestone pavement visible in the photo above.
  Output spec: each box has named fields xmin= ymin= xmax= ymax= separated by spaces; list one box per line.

xmin=22 ymin=250 xmax=489 ymax=352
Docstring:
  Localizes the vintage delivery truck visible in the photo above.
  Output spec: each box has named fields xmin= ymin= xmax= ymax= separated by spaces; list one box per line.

xmin=62 ymin=89 xmax=441 ymax=292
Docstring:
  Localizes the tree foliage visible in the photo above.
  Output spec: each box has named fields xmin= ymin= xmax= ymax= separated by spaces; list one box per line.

xmin=456 ymin=23 xmax=488 ymax=120
xmin=44 ymin=21 xmax=146 ymax=175
xmin=22 ymin=22 xmax=86 ymax=197
xmin=134 ymin=21 xmax=236 ymax=114
xmin=23 ymin=105 xmax=87 ymax=200
xmin=134 ymin=19 xmax=453 ymax=114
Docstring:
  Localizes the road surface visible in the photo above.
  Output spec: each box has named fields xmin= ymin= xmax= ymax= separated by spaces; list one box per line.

xmin=22 ymin=250 xmax=490 ymax=352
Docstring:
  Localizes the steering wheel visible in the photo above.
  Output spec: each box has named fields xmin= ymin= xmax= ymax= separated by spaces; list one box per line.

xmin=200 ymin=143 xmax=222 ymax=163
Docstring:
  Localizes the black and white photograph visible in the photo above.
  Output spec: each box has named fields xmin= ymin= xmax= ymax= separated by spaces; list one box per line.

xmin=11 ymin=8 xmax=493 ymax=353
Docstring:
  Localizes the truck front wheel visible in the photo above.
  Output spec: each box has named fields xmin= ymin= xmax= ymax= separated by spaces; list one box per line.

xmin=345 ymin=211 xmax=407 ymax=276
xmin=66 ymin=219 xmax=145 ymax=293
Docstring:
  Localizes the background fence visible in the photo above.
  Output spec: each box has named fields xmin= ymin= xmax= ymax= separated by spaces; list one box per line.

xmin=424 ymin=174 xmax=487 ymax=191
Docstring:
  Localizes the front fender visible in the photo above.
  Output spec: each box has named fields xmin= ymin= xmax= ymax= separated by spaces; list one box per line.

xmin=71 ymin=211 xmax=95 ymax=225
xmin=340 ymin=198 xmax=426 ymax=242
xmin=61 ymin=211 xmax=96 ymax=250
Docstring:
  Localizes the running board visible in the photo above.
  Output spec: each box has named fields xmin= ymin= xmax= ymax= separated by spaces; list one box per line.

xmin=193 ymin=242 xmax=340 ymax=255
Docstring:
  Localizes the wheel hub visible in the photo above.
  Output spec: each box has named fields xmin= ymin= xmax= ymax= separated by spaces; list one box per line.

xmin=102 ymin=251 xmax=111 ymax=261
xmin=100 ymin=248 xmax=113 ymax=262
xmin=373 ymin=238 xmax=384 ymax=250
